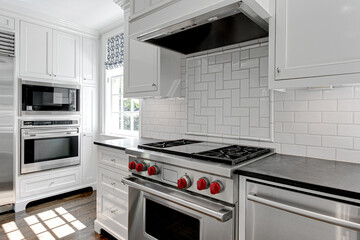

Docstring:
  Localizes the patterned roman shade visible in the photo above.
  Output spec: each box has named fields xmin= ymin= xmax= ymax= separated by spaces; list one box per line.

xmin=105 ymin=33 xmax=124 ymax=70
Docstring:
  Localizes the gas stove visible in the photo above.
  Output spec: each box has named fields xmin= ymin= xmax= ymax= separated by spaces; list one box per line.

xmin=126 ymin=139 xmax=275 ymax=204
xmin=138 ymin=139 xmax=272 ymax=165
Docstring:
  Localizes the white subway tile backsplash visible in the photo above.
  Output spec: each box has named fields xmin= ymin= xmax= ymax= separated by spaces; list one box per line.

xmin=283 ymin=123 xmax=308 ymax=134
xmin=323 ymin=87 xmax=354 ymax=99
xmin=322 ymin=112 xmax=353 ymax=124
xmin=338 ymin=125 xmax=360 ymax=137
xmin=284 ymin=101 xmax=308 ymax=112
xmin=309 ymin=100 xmax=337 ymax=112
xmin=295 ymin=112 xmax=321 ymax=123
xmin=295 ymin=134 xmax=321 ymax=146
xmin=281 ymin=144 xmax=306 ymax=156
xmin=336 ymin=149 xmax=360 ymax=163
xmin=142 ymin=45 xmax=360 ymax=164
xmin=338 ymin=100 xmax=360 ymax=111
xmin=308 ymin=124 xmax=337 ymax=136
xmin=322 ymin=135 xmax=353 ymax=149
xmin=307 ymin=146 xmax=336 ymax=160
xmin=295 ymin=90 xmax=322 ymax=100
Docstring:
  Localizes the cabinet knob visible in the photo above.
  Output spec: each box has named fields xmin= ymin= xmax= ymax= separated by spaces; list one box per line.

xmin=110 ymin=158 xmax=116 ymax=162
xmin=111 ymin=209 xmax=117 ymax=214
xmin=84 ymin=78 xmax=86 ymax=80
xmin=151 ymin=83 xmax=157 ymax=87
xmin=48 ymin=73 xmax=52 ymax=76
xmin=111 ymin=182 xmax=116 ymax=186
xmin=277 ymin=67 xmax=281 ymax=74
xmin=54 ymin=74 xmax=57 ymax=77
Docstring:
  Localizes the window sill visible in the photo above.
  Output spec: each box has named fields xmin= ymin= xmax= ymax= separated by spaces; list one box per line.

xmin=100 ymin=132 xmax=140 ymax=139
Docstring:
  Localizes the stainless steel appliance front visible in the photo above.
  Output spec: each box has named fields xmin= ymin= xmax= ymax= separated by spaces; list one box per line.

xmin=20 ymin=121 xmax=80 ymax=174
xmin=241 ymin=179 xmax=360 ymax=240
xmin=20 ymin=80 xmax=80 ymax=116
xmin=123 ymin=176 xmax=236 ymax=240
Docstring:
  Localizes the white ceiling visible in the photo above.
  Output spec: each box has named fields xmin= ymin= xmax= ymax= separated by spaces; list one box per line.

xmin=0 ymin=0 xmax=124 ymax=30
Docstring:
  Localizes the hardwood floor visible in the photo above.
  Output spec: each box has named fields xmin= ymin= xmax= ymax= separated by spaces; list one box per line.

xmin=0 ymin=189 xmax=117 ymax=240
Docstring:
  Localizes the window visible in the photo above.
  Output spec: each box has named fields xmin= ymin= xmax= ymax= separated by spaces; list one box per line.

xmin=104 ymin=33 xmax=139 ymax=136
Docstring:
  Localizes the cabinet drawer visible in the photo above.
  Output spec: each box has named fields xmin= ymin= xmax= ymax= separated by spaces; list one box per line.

xmin=19 ymin=168 xmax=80 ymax=198
xmin=98 ymin=167 xmax=128 ymax=197
xmin=98 ymin=149 xmax=128 ymax=171
xmin=97 ymin=189 xmax=128 ymax=238
xmin=0 ymin=15 xmax=14 ymax=30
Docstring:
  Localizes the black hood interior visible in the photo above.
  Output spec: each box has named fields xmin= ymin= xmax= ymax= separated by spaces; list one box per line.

xmin=145 ymin=13 xmax=268 ymax=55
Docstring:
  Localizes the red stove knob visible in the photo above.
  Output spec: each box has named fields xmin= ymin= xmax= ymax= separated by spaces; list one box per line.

xmin=147 ymin=165 xmax=159 ymax=176
xmin=177 ymin=175 xmax=192 ymax=189
xmin=197 ymin=178 xmax=210 ymax=191
xmin=129 ymin=161 xmax=136 ymax=170
xmin=210 ymin=181 xmax=224 ymax=195
xmin=135 ymin=163 xmax=147 ymax=172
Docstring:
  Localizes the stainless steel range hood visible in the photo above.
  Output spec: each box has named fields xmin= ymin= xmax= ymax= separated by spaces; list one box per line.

xmin=137 ymin=2 xmax=269 ymax=55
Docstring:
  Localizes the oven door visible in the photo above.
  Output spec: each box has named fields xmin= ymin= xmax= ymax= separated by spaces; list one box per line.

xmin=21 ymin=127 xmax=80 ymax=174
xmin=122 ymin=176 xmax=235 ymax=240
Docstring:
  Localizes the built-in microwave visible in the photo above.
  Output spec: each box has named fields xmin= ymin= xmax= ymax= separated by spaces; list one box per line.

xmin=21 ymin=80 xmax=80 ymax=115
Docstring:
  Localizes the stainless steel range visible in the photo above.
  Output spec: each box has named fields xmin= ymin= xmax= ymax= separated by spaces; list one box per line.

xmin=122 ymin=139 xmax=274 ymax=240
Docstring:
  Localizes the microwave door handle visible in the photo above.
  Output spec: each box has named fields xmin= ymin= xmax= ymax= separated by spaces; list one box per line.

xmin=121 ymin=176 xmax=233 ymax=222
xmin=247 ymin=193 xmax=360 ymax=231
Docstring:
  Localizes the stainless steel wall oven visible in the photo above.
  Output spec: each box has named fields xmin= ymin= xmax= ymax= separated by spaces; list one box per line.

xmin=21 ymin=80 xmax=80 ymax=115
xmin=20 ymin=120 xmax=80 ymax=174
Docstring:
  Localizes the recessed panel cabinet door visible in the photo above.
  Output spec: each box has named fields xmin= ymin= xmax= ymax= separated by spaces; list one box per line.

xmin=82 ymin=86 xmax=97 ymax=185
xmin=82 ymin=38 xmax=97 ymax=85
xmin=53 ymin=30 xmax=80 ymax=82
xmin=125 ymin=39 xmax=158 ymax=94
xmin=20 ymin=21 xmax=52 ymax=79
xmin=275 ymin=0 xmax=360 ymax=81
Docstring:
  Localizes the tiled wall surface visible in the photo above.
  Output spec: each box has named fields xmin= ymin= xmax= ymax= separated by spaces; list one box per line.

xmin=186 ymin=46 xmax=271 ymax=140
xmin=141 ymin=44 xmax=360 ymax=164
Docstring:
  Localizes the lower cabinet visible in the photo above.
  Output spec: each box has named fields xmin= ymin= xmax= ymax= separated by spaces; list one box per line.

xmin=95 ymin=148 xmax=129 ymax=240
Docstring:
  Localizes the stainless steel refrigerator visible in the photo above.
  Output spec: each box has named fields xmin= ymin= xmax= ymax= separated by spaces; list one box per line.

xmin=0 ymin=30 xmax=15 ymax=213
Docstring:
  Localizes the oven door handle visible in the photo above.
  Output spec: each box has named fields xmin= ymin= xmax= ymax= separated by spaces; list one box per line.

xmin=121 ymin=176 xmax=233 ymax=222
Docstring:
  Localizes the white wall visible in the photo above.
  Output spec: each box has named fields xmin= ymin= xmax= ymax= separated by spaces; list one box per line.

xmin=141 ymin=44 xmax=360 ymax=164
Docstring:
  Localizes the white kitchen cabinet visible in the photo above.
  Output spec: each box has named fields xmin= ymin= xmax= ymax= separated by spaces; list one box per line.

xmin=52 ymin=30 xmax=80 ymax=82
xmin=82 ymin=37 xmax=98 ymax=85
xmin=124 ymin=9 xmax=182 ymax=98
xmin=130 ymin=0 xmax=177 ymax=19
xmin=81 ymin=86 xmax=98 ymax=185
xmin=95 ymin=148 xmax=129 ymax=240
xmin=0 ymin=14 xmax=14 ymax=30
xmin=19 ymin=21 xmax=81 ymax=83
xmin=20 ymin=21 xmax=53 ymax=79
xmin=269 ymin=0 xmax=360 ymax=89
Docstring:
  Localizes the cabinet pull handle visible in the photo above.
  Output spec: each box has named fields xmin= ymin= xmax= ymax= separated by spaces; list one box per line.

xmin=151 ymin=83 xmax=157 ymax=87
xmin=276 ymin=67 xmax=281 ymax=73
xmin=110 ymin=159 xmax=116 ymax=162
xmin=49 ymin=181 xmax=55 ymax=186
xmin=111 ymin=209 xmax=117 ymax=214
xmin=111 ymin=182 xmax=116 ymax=186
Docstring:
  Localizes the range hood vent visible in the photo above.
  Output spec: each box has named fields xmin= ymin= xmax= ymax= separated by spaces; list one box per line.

xmin=137 ymin=2 xmax=268 ymax=55
xmin=0 ymin=31 xmax=14 ymax=57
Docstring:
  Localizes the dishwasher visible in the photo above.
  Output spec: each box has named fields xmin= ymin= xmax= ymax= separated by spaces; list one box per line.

xmin=240 ymin=178 xmax=360 ymax=240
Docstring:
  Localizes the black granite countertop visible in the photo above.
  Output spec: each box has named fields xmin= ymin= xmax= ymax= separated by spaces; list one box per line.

xmin=94 ymin=137 xmax=160 ymax=151
xmin=235 ymin=154 xmax=360 ymax=199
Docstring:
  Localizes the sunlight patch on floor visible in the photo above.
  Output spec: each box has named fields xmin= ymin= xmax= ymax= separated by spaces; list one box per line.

xmin=2 ymin=206 xmax=87 ymax=240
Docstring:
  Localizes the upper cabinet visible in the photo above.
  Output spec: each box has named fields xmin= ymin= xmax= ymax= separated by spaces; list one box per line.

xmin=82 ymin=37 xmax=98 ymax=85
xmin=130 ymin=0 xmax=177 ymax=19
xmin=20 ymin=21 xmax=81 ymax=83
xmin=20 ymin=22 xmax=53 ymax=80
xmin=52 ymin=30 xmax=80 ymax=82
xmin=123 ymin=8 xmax=182 ymax=98
xmin=269 ymin=0 xmax=360 ymax=89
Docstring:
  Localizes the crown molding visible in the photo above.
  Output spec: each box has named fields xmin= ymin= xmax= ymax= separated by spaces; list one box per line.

xmin=113 ymin=0 xmax=130 ymax=10
xmin=0 ymin=1 xmax=100 ymax=37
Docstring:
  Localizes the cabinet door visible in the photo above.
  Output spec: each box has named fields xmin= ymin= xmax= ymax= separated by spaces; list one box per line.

xmin=82 ymin=37 xmax=97 ymax=85
xmin=125 ymin=39 xmax=158 ymax=94
xmin=131 ymin=0 xmax=148 ymax=16
xmin=53 ymin=30 xmax=80 ymax=82
xmin=20 ymin=21 xmax=52 ymax=79
xmin=82 ymin=86 xmax=98 ymax=185
xmin=275 ymin=0 xmax=360 ymax=81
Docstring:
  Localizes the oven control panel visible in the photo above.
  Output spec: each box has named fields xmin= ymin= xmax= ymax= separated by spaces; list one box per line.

xmin=128 ymin=158 xmax=236 ymax=204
